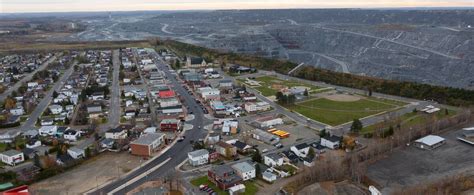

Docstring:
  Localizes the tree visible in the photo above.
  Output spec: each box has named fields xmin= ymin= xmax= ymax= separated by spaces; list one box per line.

xmin=85 ymin=147 xmax=91 ymax=158
xmin=445 ymin=108 xmax=449 ymax=115
xmin=319 ymin=129 xmax=327 ymax=138
xmin=4 ymin=97 xmax=16 ymax=110
xmin=304 ymin=89 xmax=309 ymax=96
xmin=33 ymin=154 xmax=41 ymax=168
xmin=275 ymin=91 xmax=284 ymax=102
xmin=350 ymin=119 xmax=363 ymax=133
xmin=255 ymin=164 xmax=262 ymax=178
xmin=64 ymin=117 xmax=70 ymax=125
xmin=252 ymin=149 xmax=262 ymax=163
xmin=52 ymin=91 xmax=59 ymax=98
xmin=307 ymin=147 xmax=315 ymax=159
xmin=287 ymin=94 xmax=296 ymax=105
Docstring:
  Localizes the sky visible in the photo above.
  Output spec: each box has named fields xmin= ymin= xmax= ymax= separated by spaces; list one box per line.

xmin=1 ymin=0 xmax=473 ymax=13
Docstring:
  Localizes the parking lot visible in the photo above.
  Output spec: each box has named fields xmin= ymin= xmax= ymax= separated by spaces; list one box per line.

xmin=367 ymin=129 xmax=474 ymax=194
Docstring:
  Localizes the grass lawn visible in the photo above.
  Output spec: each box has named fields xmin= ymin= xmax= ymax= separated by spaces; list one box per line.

xmin=287 ymin=98 xmax=398 ymax=126
xmin=253 ymin=76 xmax=320 ymax=97
xmin=361 ymin=109 xmax=458 ymax=134
xmin=0 ymin=143 xmax=7 ymax=152
xmin=191 ymin=176 xmax=228 ymax=195
xmin=190 ymin=176 xmax=259 ymax=195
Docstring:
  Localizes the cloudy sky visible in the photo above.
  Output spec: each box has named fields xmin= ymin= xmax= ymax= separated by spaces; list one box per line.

xmin=1 ymin=0 xmax=473 ymax=13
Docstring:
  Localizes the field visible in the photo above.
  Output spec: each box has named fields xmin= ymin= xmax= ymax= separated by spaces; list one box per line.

xmin=287 ymin=96 xmax=404 ymax=126
xmin=249 ymin=76 xmax=321 ymax=97
xmin=361 ymin=108 xmax=457 ymax=134
xmin=190 ymin=176 xmax=258 ymax=195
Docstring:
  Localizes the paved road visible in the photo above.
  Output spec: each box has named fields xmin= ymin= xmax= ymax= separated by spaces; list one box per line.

xmin=22 ymin=63 xmax=77 ymax=130
xmin=89 ymin=51 xmax=210 ymax=195
xmin=0 ymin=54 xmax=59 ymax=102
xmin=107 ymin=50 xmax=121 ymax=128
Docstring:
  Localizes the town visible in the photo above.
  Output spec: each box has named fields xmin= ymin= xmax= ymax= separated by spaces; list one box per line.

xmin=0 ymin=40 xmax=472 ymax=195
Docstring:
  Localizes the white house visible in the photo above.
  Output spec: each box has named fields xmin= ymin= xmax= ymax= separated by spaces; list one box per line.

xmin=255 ymin=116 xmax=283 ymax=128
xmin=48 ymin=104 xmax=63 ymax=115
xmin=290 ymin=143 xmax=310 ymax=158
xmin=105 ymin=128 xmax=127 ymax=140
xmin=264 ymin=153 xmax=284 ymax=167
xmin=64 ymin=129 xmax=81 ymax=142
xmin=262 ymin=171 xmax=277 ymax=183
xmin=39 ymin=126 xmax=58 ymax=136
xmin=26 ymin=139 xmax=41 ymax=149
xmin=27 ymin=82 xmax=38 ymax=89
xmin=0 ymin=150 xmax=24 ymax=166
xmin=321 ymin=135 xmax=341 ymax=150
xmin=67 ymin=147 xmax=85 ymax=159
xmin=9 ymin=107 xmax=24 ymax=116
xmin=187 ymin=149 xmax=209 ymax=166
xmin=231 ymin=162 xmax=256 ymax=181
xmin=414 ymin=135 xmax=446 ymax=150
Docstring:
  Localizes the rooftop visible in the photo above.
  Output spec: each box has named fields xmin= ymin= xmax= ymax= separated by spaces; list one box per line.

xmin=2 ymin=149 xmax=22 ymax=157
xmin=415 ymin=135 xmax=445 ymax=146
xmin=188 ymin=149 xmax=209 ymax=158
xmin=132 ymin=133 xmax=165 ymax=146
xmin=231 ymin=161 xmax=255 ymax=173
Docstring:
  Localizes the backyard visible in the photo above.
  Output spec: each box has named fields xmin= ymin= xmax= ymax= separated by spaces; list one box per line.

xmin=190 ymin=176 xmax=258 ymax=195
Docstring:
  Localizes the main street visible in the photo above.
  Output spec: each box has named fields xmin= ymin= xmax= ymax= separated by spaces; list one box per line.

xmin=90 ymin=52 xmax=210 ymax=195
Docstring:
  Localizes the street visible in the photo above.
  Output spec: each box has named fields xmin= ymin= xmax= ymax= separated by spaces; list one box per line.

xmin=89 ymin=51 xmax=210 ymax=195
xmin=107 ymin=49 xmax=121 ymax=128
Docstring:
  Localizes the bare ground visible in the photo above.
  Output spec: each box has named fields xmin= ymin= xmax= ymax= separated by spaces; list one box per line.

xmin=30 ymin=152 xmax=142 ymax=195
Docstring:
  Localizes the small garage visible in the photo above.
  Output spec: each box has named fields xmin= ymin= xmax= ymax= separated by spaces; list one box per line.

xmin=414 ymin=135 xmax=446 ymax=150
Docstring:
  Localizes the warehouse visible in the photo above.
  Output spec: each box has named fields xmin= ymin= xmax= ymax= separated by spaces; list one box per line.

xmin=414 ymin=135 xmax=446 ymax=150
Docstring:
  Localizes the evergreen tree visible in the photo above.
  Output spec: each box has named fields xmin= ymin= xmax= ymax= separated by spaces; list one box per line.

xmin=252 ymin=149 xmax=262 ymax=163
xmin=350 ymin=119 xmax=363 ymax=133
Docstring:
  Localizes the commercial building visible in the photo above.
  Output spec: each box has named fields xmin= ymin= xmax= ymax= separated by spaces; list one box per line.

xmin=130 ymin=133 xmax=165 ymax=156
xmin=0 ymin=150 xmax=24 ymax=166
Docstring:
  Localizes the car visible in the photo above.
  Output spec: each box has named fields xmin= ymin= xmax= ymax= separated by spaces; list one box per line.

xmin=274 ymin=143 xmax=283 ymax=148
xmin=233 ymin=158 xmax=240 ymax=161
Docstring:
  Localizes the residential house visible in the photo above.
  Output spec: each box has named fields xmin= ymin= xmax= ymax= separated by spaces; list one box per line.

xmin=233 ymin=141 xmax=252 ymax=154
xmin=26 ymin=139 xmax=41 ymax=149
xmin=282 ymin=150 xmax=299 ymax=164
xmin=262 ymin=170 xmax=277 ymax=183
xmin=0 ymin=150 xmax=24 ymax=166
xmin=67 ymin=147 xmax=85 ymax=159
xmin=321 ymin=135 xmax=341 ymax=150
xmin=264 ymin=153 xmax=284 ymax=167
xmin=48 ymin=104 xmax=63 ymax=115
xmin=91 ymin=91 xmax=105 ymax=100
xmin=219 ymin=80 xmax=233 ymax=89
xmin=188 ymin=149 xmax=209 ymax=166
xmin=290 ymin=143 xmax=310 ymax=158
xmin=105 ymin=127 xmax=128 ymax=140
xmin=207 ymin=133 xmax=220 ymax=144
xmin=222 ymin=120 xmax=238 ymax=135
xmin=208 ymin=165 xmax=242 ymax=190
xmin=231 ymin=162 xmax=256 ymax=181
xmin=0 ymin=131 xmax=21 ymax=143
xmin=215 ymin=141 xmax=237 ymax=159
xmin=38 ymin=126 xmax=58 ymax=136
xmin=87 ymin=104 xmax=102 ymax=119
xmin=9 ymin=107 xmax=24 ymax=116
xmin=64 ymin=129 xmax=80 ymax=142
xmin=100 ymin=138 xmax=115 ymax=149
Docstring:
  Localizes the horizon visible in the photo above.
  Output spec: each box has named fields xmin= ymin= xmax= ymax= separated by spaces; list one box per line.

xmin=1 ymin=0 xmax=473 ymax=14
